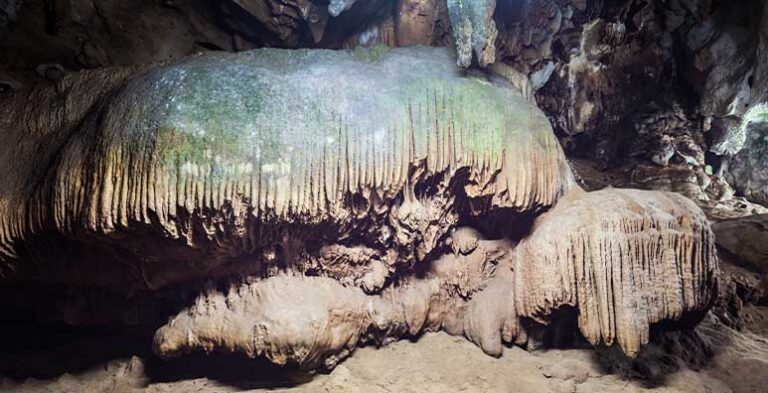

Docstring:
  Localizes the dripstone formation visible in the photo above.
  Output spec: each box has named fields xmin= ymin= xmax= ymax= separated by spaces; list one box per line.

xmin=0 ymin=46 xmax=719 ymax=370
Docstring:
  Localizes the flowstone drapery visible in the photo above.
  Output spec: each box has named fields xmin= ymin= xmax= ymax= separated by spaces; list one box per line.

xmin=515 ymin=188 xmax=718 ymax=356
xmin=0 ymin=47 xmax=718 ymax=370
xmin=0 ymin=47 xmax=572 ymax=288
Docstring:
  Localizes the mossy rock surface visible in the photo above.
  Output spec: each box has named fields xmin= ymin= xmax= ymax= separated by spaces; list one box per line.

xmin=118 ymin=46 xmax=538 ymax=173
xmin=85 ymin=46 xmax=569 ymax=217
xmin=0 ymin=47 xmax=572 ymax=276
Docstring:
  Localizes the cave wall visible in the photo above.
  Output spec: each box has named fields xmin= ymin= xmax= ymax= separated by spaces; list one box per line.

xmin=0 ymin=0 xmax=763 ymax=373
xmin=0 ymin=45 xmax=722 ymax=368
xmin=2 ymin=1 xmax=766 ymax=211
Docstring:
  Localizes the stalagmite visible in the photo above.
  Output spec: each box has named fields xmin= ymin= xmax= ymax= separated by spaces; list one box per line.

xmin=155 ymin=186 xmax=719 ymax=367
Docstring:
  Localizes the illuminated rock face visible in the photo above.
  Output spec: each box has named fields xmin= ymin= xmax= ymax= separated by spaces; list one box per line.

xmin=154 ymin=188 xmax=718 ymax=369
xmin=515 ymin=188 xmax=719 ymax=356
xmin=0 ymin=47 xmax=573 ymax=288
xmin=0 ymin=47 xmax=717 ymax=369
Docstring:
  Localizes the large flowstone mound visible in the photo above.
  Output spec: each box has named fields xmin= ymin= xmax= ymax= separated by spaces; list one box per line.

xmin=515 ymin=188 xmax=719 ymax=356
xmin=0 ymin=46 xmax=572 ymax=289
xmin=0 ymin=47 xmax=718 ymax=369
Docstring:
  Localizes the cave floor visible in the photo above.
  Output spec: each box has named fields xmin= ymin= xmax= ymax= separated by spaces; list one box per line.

xmin=2 ymin=312 xmax=768 ymax=393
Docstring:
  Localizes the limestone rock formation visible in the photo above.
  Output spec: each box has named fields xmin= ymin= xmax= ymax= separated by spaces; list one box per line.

xmin=154 ymin=186 xmax=718 ymax=367
xmin=154 ymin=233 xmax=527 ymax=369
xmin=713 ymin=214 xmax=768 ymax=275
xmin=0 ymin=46 xmax=573 ymax=289
xmin=515 ymin=187 xmax=719 ymax=356
xmin=394 ymin=0 xmax=441 ymax=47
xmin=569 ymin=157 xmax=768 ymax=221
xmin=723 ymin=108 xmax=768 ymax=206
xmin=0 ymin=45 xmax=720 ymax=371
xmin=2 ymin=0 xmax=766 ymax=193
xmin=1 ymin=1 xmax=764 ymax=390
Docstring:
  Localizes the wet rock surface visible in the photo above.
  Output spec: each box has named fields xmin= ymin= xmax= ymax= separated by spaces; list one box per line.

xmin=3 ymin=0 xmax=768 ymax=189
xmin=724 ymin=116 xmax=768 ymax=206
xmin=0 ymin=46 xmax=573 ymax=290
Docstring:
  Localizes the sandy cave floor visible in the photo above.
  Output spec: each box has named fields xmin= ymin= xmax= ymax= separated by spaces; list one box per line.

xmin=2 ymin=309 xmax=768 ymax=393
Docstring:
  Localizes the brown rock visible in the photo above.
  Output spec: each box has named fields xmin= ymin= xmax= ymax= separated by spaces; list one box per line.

xmin=713 ymin=214 xmax=768 ymax=274
xmin=395 ymin=0 xmax=438 ymax=46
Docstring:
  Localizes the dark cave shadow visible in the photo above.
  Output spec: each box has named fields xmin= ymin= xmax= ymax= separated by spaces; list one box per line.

xmin=142 ymin=352 xmax=315 ymax=390
xmin=516 ymin=306 xmax=723 ymax=389
xmin=0 ymin=311 xmax=730 ymax=391
xmin=0 ymin=315 xmax=316 ymax=390
xmin=0 ymin=318 xmax=153 ymax=381
xmin=588 ymin=314 xmax=721 ymax=389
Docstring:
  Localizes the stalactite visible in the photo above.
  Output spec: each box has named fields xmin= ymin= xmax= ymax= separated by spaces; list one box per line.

xmin=0 ymin=46 xmax=719 ymax=371
xmin=0 ymin=47 xmax=572 ymax=281
xmin=514 ymin=188 xmax=719 ymax=356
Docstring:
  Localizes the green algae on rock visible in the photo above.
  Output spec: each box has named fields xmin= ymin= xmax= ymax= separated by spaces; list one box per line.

xmin=0 ymin=46 xmax=572 ymax=285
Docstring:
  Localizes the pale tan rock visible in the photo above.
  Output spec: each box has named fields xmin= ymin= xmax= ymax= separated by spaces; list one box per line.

xmin=712 ymin=214 xmax=768 ymax=274
xmin=155 ymin=187 xmax=719 ymax=367
xmin=394 ymin=0 xmax=439 ymax=46
xmin=0 ymin=46 xmax=721 ymax=372
xmin=515 ymin=187 xmax=719 ymax=356
xmin=0 ymin=47 xmax=573 ymax=289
